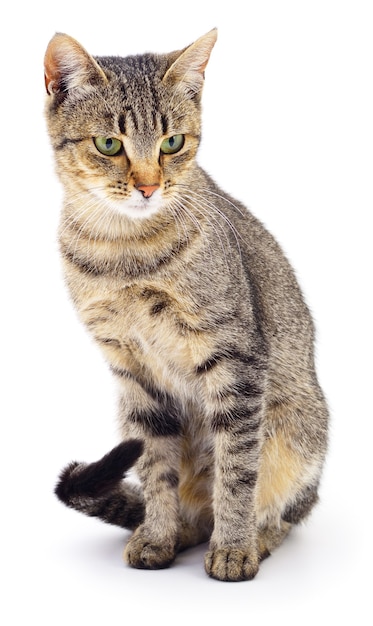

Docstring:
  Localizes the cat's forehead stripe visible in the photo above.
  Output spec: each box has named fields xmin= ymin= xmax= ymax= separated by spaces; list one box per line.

xmin=118 ymin=113 xmax=126 ymax=135
xmin=161 ymin=115 xmax=168 ymax=135
xmin=95 ymin=55 xmax=174 ymax=137
xmin=117 ymin=106 xmax=169 ymax=137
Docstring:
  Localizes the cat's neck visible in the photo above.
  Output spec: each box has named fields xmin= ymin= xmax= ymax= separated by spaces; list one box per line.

xmin=59 ymin=192 xmax=203 ymax=281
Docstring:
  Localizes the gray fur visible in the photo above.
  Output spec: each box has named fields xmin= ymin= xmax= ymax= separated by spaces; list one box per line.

xmin=45 ymin=30 xmax=328 ymax=581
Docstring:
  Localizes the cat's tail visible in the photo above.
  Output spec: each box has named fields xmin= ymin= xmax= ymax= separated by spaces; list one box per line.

xmin=54 ymin=439 xmax=145 ymax=530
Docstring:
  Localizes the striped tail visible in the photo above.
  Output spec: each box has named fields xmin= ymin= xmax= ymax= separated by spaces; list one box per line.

xmin=55 ymin=439 xmax=145 ymax=530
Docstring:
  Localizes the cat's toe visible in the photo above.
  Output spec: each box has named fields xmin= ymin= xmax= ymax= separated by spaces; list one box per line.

xmin=124 ymin=530 xmax=176 ymax=570
xmin=204 ymin=547 xmax=259 ymax=582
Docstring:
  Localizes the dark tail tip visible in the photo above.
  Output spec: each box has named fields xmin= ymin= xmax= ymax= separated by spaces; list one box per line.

xmin=55 ymin=439 xmax=144 ymax=504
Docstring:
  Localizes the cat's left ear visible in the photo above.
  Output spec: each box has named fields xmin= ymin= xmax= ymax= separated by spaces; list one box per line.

xmin=163 ymin=29 xmax=217 ymax=99
xmin=44 ymin=33 xmax=107 ymax=99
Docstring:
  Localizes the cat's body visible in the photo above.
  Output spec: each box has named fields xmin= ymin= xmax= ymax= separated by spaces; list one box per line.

xmin=45 ymin=30 xmax=328 ymax=581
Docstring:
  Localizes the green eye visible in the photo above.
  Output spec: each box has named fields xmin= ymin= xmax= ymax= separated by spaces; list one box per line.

xmin=94 ymin=136 xmax=123 ymax=156
xmin=160 ymin=134 xmax=185 ymax=155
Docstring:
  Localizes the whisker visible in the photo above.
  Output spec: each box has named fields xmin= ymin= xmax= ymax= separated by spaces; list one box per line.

xmin=169 ymin=197 xmax=213 ymax=260
xmin=59 ymin=187 xmax=120 ymax=272
xmin=180 ymin=186 xmax=243 ymax=246
xmin=198 ymin=186 xmax=248 ymax=219
xmin=59 ymin=200 xmax=101 ymax=254
xmin=181 ymin=196 xmax=231 ymax=270
xmin=168 ymin=193 xmax=232 ymax=271
xmin=173 ymin=186 xmax=243 ymax=269
xmin=70 ymin=206 xmax=107 ymax=269
xmin=167 ymin=201 xmax=190 ymax=252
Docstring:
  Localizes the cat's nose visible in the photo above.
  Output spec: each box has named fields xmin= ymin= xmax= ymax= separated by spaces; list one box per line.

xmin=136 ymin=183 xmax=160 ymax=198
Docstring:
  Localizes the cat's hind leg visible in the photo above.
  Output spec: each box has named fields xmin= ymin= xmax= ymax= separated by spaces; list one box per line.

xmin=254 ymin=392 xmax=327 ymax=559
xmin=281 ymin=482 xmax=320 ymax=524
xmin=257 ymin=520 xmax=292 ymax=560
xmin=177 ymin=414 xmax=215 ymax=550
xmin=256 ymin=482 xmax=319 ymax=560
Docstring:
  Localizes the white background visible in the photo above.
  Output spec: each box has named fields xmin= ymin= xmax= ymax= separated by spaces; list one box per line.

xmin=1 ymin=1 xmax=372 ymax=624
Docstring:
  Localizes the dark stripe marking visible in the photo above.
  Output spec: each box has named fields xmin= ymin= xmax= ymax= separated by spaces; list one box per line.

xmin=196 ymin=353 xmax=223 ymax=375
xmin=230 ymin=470 xmax=258 ymax=495
xmin=171 ymin=150 xmax=192 ymax=166
xmin=126 ymin=105 xmax=139 ymax=132
xmin=61 ymin=237 xmax=191 ymax=279
xmin=159 ymin=472 xmax=179 ymax=488
xmin=112 ymin=351 xmax=182 ymax=439
xmin=232 ymin=380 xmax=265 ymax=399
xmin=151 ymin=301 xmax=168 ymax=315
xmin=227 ymin=437 xmax=260 ymax=455
xmin=211 ymin=405 xmax=262 ymax=432
xmin=118 ymin=113 xmax=126 ymax=134
xmin=223 ymin=348 xmax=267 ymax=369
xmin=98 ymin=338 xmax=121 ymax=348
xmin=111 ymin=366 xmax=132 ymax=380
xmin=127 ymin=405 xmax=181 ymax=437
xmin=55 ymin=137 xmax=84 ymax=151
xmin=61 ymin=249 xmax=101 ymax=276
xmin=161 ymin=114 xmax=168 ymax=135
xmin=282 ymin=483 xmax=319 ymax=524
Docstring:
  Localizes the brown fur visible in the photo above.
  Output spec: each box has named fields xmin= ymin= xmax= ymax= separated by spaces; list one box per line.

xmin=46 ymin=29 xmax=328 ymax=581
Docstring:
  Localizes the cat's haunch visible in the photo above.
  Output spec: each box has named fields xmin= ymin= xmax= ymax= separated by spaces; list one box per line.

xmin=45 ymin=29 xmax=328 ymax=582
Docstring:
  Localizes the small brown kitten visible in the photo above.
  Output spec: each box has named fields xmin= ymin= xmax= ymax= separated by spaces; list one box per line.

xmin=45 ymin=29 xmax=328 ymax=581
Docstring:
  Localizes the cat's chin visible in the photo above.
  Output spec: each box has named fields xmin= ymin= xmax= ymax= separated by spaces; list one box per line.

xmin=112 ymin=191 xmax=163 ymax=221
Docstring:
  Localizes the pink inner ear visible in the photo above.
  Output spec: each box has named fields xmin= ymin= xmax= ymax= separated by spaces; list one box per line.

xmin=44 ymin=41 xmax=61 ymax=94
xmin=44 ymin=33 xmax=108 ymax=97
xmin=44 ymin=71 xmax=55 ymax=94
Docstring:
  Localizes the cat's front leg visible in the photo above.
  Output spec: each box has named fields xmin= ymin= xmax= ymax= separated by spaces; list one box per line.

xmin=203 ymin=362 xmax=265 ymax=581
xmin=124 ymin=433 xmax=181 ymax=570
xmin=113 ymin=367 xmax=183 ymax=569
xmin=117 ymin=380 xmax=182 ymax=569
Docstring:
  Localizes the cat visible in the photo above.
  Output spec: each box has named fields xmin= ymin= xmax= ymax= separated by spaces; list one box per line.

xmin=44 ymin=29 xmax=329 ymax=582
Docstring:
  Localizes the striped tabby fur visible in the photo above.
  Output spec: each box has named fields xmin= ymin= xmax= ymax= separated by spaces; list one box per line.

xmin=45 ymin=29 xmax=328 ymax=581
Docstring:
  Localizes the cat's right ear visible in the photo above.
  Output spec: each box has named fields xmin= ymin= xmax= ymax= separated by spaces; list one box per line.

xmin=44 ymin=33 xmax=107 ymax=99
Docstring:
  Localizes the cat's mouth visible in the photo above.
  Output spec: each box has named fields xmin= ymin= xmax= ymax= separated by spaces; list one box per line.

xmin=89 ymin=183 xmax=164 ymax=221
xmin=109 ymin=188 xmax=164 ymax=221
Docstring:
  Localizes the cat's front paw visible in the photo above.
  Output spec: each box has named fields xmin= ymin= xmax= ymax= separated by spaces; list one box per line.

xmin=204 ymin=547 xmax=259 ymax=582
xmin=124 ymin=527 xmax=177 ymax=570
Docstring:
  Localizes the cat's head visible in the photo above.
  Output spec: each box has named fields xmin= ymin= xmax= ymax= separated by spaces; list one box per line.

xmin=44 ymin=30 xmax=217 ymax=222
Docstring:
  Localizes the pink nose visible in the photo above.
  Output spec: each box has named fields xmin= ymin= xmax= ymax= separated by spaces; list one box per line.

xmin=136 ymin=183 xmax=160 ymax=198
